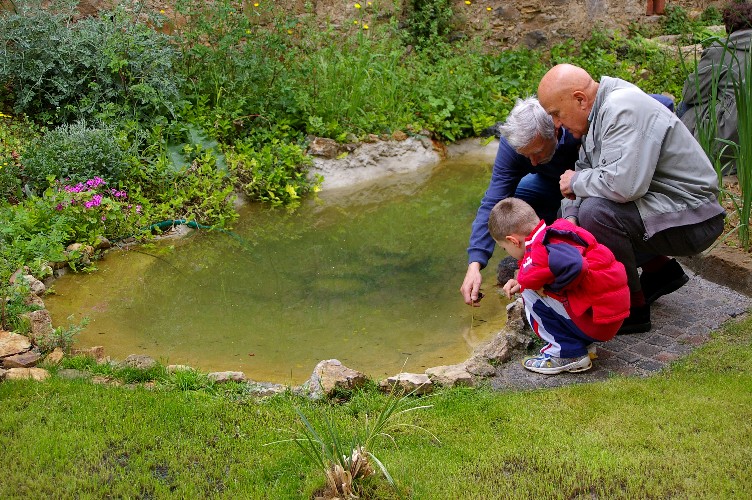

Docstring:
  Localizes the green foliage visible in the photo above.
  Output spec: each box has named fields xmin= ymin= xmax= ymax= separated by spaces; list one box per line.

xmin=21 ymin=122 xmax=130 ymax=193
xmin=143 ymin=148 xmax=238 ymax=227
xmin=700 ymin=6 xmax=724 ymax=26
xmin=229 ymin=137 xmax=318 ymax=207
xmin=401 ymin=0 xmax=456 ymax=49
xmin=0 ymin=1 xmax=182 ymax=125
xmin=0 ymin=269 xmax=34 ymax=331
xmin=36 ymin=315 xmax=90 ymax=354
xmin=171 ymin=0 xmax=300 ymax=142
xmin=293 ymin=33 xmax=413 ymax=138
xmin=0 ymin=112 xmax=42 ymax=203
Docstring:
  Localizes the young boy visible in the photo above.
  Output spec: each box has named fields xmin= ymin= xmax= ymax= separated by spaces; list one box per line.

xmin=488 ymin=197 xmax=630 ymax=374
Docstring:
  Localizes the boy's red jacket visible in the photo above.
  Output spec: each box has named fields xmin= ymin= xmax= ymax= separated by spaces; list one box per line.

xmin=517 ymin=219 xmax=630 ymax=340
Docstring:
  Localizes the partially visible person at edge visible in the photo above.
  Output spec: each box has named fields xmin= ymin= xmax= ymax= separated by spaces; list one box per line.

xmin=678 ymin=0 xmax=752 ymax=175
xmin=537 ymin=63 xmax=726 ymax=334
xmin=489 ymin=197 xmax=629 ymax=375
xmin=459 ymin=94 xmax=674 ymax=307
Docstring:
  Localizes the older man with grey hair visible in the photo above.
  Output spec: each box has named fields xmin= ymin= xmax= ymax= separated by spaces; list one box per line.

xmin=460 ymin=97 xmax=580 ymax=306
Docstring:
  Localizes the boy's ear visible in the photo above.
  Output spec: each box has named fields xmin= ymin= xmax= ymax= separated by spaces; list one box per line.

xmin=505 ymin=235 xmax=521 ymax=247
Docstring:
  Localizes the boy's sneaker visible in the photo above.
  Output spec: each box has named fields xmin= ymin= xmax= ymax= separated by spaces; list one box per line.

xmin=522 ymin=353 xmax=592 ymax=375
xmin=640 ymin=258 xmax=689 ymax=305
xmin=617 ymin=304 xmax=652 ymax=335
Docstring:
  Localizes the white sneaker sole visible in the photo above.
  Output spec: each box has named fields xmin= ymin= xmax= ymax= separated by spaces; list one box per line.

xmin=522 ymin=356 xmax=593 ymax=375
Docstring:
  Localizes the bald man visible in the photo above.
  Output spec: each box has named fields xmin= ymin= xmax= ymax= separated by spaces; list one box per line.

xmin=537 ymin=64 xmax=725 ymax=334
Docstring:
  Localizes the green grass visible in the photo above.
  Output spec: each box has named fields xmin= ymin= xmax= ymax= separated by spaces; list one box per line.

xmin=2 ymin=314 xmax=751 ymax=498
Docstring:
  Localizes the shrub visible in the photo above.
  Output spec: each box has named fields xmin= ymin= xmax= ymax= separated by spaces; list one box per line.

xmin=22 ymin=122 xmax=129 ymax=192
xmin=0 ymin=1 xmax=182 ymax=125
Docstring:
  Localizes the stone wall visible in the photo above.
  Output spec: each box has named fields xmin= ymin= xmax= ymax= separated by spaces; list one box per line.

xmin=5 ymin=0 xmax=728 ymax=49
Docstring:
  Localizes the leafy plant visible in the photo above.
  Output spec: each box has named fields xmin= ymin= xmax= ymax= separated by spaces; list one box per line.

xmin=21 ymin=122 xmax=130 ymax=193
xmin=35 ymin=315 xmax=90 ymax=354
xmin=228 ymin=137 xmax=318 ymax=207
xmin=269 ymin=388 xmax=437 ymax=498
xmin=401 ymin=0 xmax=456 ymax=49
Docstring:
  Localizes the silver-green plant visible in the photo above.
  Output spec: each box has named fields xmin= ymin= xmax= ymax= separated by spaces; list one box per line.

xmin=35 ymin=315 xmax=90 ymax=354
xmin=268 ymin=387 xmax=438 ymax=498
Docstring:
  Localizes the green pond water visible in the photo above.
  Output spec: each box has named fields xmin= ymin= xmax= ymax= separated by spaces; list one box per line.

xmin=46 ymin=150 xmax=509 ymax=384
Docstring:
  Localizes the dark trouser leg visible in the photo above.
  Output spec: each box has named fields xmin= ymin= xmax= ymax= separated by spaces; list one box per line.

xmin=577 ymin=198 xmax=644 ymax=292
xmin=578 ymin=197 xmax=725 ymax=292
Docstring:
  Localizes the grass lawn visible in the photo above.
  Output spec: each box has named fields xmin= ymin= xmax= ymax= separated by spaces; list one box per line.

xmin=1 ymin=313 xmax=751 ymax=499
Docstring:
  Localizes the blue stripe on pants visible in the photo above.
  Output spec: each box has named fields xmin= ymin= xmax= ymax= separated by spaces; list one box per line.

xmin=521 ymin=289 xmax=597 ymax=358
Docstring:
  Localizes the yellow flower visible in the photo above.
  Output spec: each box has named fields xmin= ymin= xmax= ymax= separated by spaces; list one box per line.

xmin=465 ymin=0 xmax=471 ymax=4
xmin=254 ymin=2 xmax=259 ymax=6
xmin=287 ymin=29 xmax=293 ymax=34
xmin=159 ymin=9 xmax=165 ymax=14
xmin=354 ymin=3 xmax=361 ymax=8
xmin=246 ymin=29 xmax=251 ymax=34
xmin=487 ymin=7 xmax=492 ymax=11
xmin=354 ymin=20 xmax=359 ymax=24
xmin=363 ymin=24 xmax=369 ymax=29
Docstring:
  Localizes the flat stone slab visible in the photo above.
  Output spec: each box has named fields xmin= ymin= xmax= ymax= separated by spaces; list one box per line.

xmin=0 ymin=331 xmax=31 ymax=358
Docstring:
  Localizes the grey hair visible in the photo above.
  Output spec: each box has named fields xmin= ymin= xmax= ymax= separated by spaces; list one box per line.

xmin=498 ymin=97 xmax=556 ymax=150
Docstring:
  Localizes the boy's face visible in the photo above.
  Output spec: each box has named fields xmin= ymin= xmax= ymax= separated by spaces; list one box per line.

xmin=496 ymin=235 xmax=525 ymax=261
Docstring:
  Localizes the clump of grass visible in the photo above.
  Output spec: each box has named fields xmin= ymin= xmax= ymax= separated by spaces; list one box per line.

xmin=268 ymin=388 xmax=437 ymax=498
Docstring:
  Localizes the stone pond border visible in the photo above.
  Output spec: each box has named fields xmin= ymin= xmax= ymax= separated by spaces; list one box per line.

xmin=3 ymin=137 xmax=751 ymax=398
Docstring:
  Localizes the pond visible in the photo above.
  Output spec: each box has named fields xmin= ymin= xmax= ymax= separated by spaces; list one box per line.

xmin=46 ymin=145 xmax=510 ymax=385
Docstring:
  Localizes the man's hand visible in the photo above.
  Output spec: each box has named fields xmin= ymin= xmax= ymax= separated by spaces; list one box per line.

xmin=559 ymin=169 xmax=576 ymax=200
xmin=460 ymin=262 xmax=484 ymax=306
xmin=502 ymin=278 xmax=520 ymax=299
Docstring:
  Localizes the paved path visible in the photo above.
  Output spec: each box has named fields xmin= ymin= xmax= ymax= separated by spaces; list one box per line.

xmin=488 ymin=269 xmax=751 ymax=390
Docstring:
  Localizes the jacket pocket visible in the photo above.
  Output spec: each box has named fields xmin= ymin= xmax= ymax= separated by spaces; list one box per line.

xmin=597 ymin=146 xmax=622 ymax=169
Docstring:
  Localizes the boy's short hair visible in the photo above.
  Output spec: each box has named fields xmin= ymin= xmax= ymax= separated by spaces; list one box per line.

xmin=488 ymin=197 xmax=540 ymax=241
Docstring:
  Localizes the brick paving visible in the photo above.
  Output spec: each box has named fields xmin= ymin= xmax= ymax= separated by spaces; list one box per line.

xmin=488 ymin=269 xmax=751 ymax=390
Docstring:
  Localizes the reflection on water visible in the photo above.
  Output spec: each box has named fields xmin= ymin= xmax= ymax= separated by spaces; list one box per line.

xmin=46 ymin=150 xmax=509 ymax=384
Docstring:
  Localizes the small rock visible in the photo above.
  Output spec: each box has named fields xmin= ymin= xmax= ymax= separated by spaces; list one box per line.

xmin=22 ymin=274 xmax=46 ymax=296
xmin=122 ymin=354 xmax=158 ymax=370
xmin=208 ymin=371 xmax=246 ymax=383
xmin=20 ymin=309 xmax=54 ymax=344
xmin=46 ymin=347 xmax=65 ymax=365
xmin=391 ymin=130 xmax=408 ymax=141
xmin=425 ymin=365 xmax=475 ymax=387
xmin=246 ymin=381 xmax=287 ymax=397
xmin=5 ymin=367 xmax=49 ymax=381
xmin=307 ymin=137 xmax=340 ymax=159
xmin=306 ymin=359 xmax=368 ymax=399
xmin=0 ymin=330 xmax=32 ymax=358
xmin=3 ymin=350 xmax=42 ymax=368
xmin=24 ymin=294 xmax=45 ymax=308
xmin=57 ymin=368 xmax=90 ymax=380
xmin=379 ymin=372 xmax=433 ymax=395
xmin=93 ymin=235 xmax=112 ymax=250
xmin=166 ymin=364 xmax=194 ymax=373
xmin=71 ymin=346 xmax=106 ymax=363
